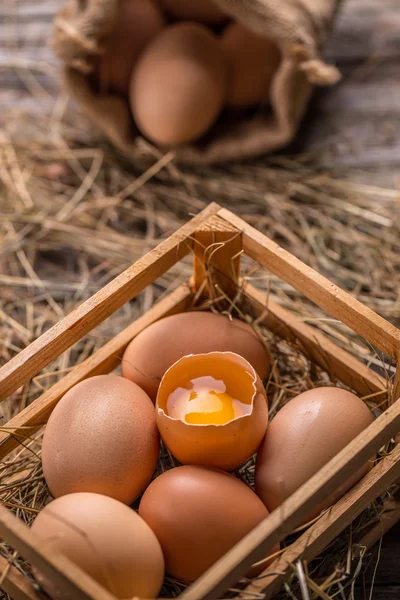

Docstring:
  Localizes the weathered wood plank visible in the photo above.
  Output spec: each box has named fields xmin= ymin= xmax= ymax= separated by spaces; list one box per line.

xmin=326 ymin=0 xmax=400 ymax=61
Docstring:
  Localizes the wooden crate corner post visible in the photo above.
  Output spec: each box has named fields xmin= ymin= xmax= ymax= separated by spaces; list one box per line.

xmin=192 ymin=214 xmax=242 ymax=306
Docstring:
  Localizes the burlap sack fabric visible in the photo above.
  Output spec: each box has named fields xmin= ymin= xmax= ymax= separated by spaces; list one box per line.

xmin=52 ymin=0 xmax=342 ymax=164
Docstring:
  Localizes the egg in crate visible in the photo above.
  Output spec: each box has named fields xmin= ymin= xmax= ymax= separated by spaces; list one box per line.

xmin=130 ymin=22 xmax=227 ymax=145
xmin=96 ymin=0 xmax=165 ymax=96
xmin=31 ymin=492 xmax=164 ymax=600
xmin=42 ymin=375 xmax=159 ymax=505
xmin=156 ymin=351 xmax=268 ymax=470
xmin=220 ymin=23 xmax=281 ymax=108
xmin=255 ymin=387 xmax=375 ymax=519
xmin=139 ymin=465 xmax=279 ymax=582
xmin=121 ymin=311 xmax=271 ymax=401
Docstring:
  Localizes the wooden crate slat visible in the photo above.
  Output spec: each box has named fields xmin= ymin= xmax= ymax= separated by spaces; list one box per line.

xmin=0 ymin=505 xmax=116 ymax=600
xmin=0 ymin=283 xmax=193 ymax=461
xmin=240 ymin=443 xmax=400 ymax=599
xmin=244 ymin=283 xmax=387 ymax=398
xmin=218 ymin=208 xmax=400 ymax=358
xmin=0 ymin=203 xmax=220 ymax=403
xmin=180 ymin=400 xmax=400 ymax=600
xmin=0 ymin=555 xmax=41 ymax=600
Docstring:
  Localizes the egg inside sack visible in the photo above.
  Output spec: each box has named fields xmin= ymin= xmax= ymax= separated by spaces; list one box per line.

xmin=220 ymin=23 xmax=281 ymax=108
xmin=156 ymin=351 xmax=268 ymax=470
xmin=96 ymin=0 xmax=164 ymax=96
xmin=129 ymin=23 xmax=227 ymax=146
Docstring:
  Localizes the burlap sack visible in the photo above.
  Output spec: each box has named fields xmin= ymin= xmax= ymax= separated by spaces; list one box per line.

xmin=52 ymin=0 xmax=342 ymax=164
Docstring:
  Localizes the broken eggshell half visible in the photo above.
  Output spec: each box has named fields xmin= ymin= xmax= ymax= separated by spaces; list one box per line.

xmin=156 ymin=351 xmax=268 ymax=471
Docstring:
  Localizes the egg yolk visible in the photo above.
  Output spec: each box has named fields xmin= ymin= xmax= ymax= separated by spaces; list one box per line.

xmin=166 ymin=375 xmax=252 ymax=425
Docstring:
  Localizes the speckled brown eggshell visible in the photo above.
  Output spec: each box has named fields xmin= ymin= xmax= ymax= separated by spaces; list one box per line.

xmin=220 ymin=22 xmax=280 ymax=108
xmin=97 ymin=0 xmax=164 ymax=96
xmin=130 ymin=23 xmax=227 ymax=146
xmin=31 ymin=492 xmax=165 ymax=600
xmin=121 ymin=311 xmax=271 ymax=401
xmin=161 ymin=0 xmax=227 ymax=24
xmin=42 ymin=375 xmax=160 ymax=505
xmin=139 ymin=465 xmax=278 ymax=582
xmin=255 ymin=387 xmax=374 ymax=519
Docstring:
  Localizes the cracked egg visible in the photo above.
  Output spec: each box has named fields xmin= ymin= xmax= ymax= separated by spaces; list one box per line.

xmin=156 ymin=351 xmax=268 ymax=470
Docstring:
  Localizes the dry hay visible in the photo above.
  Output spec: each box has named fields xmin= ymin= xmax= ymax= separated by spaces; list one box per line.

xmin=0 ymin=53 xmax=400 ymax=600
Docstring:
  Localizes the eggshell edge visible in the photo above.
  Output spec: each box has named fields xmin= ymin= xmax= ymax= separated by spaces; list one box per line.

xmin=156 ymin=352 xmax=268 ymax=470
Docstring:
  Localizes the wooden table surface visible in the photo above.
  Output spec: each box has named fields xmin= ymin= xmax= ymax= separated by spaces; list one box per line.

xmin=1 ymin=0 xmax=399 ymax=598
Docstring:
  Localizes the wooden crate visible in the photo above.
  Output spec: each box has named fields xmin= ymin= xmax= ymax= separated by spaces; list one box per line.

xmin=1 ymin=202 xmax=400 ymax=600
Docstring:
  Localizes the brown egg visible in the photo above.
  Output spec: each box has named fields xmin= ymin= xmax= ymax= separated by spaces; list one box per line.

xmin=121 ymin=311 xmax=271 ymax=401
xmin=31 ymin=493 xmax=164 ymax=599
xmin=139 ymin=466 xmax=278 ymax=582
xmin=255 ymin=387 xmax=374 ymax=518
xmin=161 ymin=0 xmax=227 ymax=24
xmin=156 ymin=352 xmax=268 ymax=470
xmin=97 ymin=0 xmax=164 ymax=96
xmin=42 ymin=375 xmax=159 ymax=505
xmin=130 ymin=23 xmax=227 ymax=145
xmin=220 ymin=23 xmax=280 ymax=108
